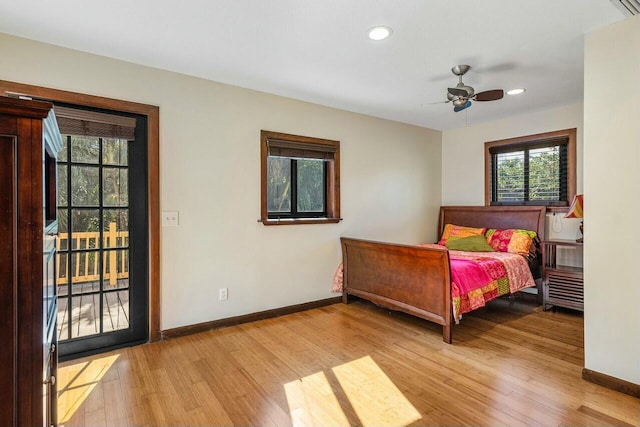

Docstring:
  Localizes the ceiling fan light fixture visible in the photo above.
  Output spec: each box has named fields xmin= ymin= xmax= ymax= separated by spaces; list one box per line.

xmin=368 ymin=26 xmax=393 ymax=41
xmin=507 ymin=88 xmax=526 ymax=95
xmin=452 ymin=98 xmax=468 ymax=107
xmin=453 ymin=100 xmax=472 ymax=112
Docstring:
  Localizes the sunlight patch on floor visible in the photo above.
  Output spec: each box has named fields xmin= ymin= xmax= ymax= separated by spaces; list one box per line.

xmin=57 ymin=354 xmax=119 ymax=424
xmin=284 ymin=355 xmax=421 ymax=427
xmin=284 ymin=370 xmax=351 ymax=427
xmin=332 ymin=355 xmax=422 ymax=426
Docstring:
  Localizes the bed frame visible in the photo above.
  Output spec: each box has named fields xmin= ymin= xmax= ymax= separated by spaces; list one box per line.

xmin=340 ymin=206 xmax=546 ymax=343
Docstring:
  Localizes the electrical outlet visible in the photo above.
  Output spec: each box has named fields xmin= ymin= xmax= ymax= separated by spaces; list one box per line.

xmin=162 ymin=211 xmax=179 ymax=227
xmin=219 ymin=288 xmax=228 ymax=301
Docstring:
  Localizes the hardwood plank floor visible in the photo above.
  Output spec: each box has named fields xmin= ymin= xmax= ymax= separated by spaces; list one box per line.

xmin=58 ymin=299 xmax=639 ymax=426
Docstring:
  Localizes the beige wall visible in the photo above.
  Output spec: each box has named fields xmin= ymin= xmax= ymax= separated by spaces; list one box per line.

xmin=6 ymin=25 xmax=636 ymax=387
xmin=442 ymin=103 xmax=584 ymax=241
xmin=0 ymin=33 xmax=442 ymax=330
xmin=584 ymin=16 xmax=640 ymax=384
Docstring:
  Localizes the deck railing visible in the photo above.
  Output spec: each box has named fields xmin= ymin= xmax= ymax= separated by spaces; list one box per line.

xmin=56 ymin=222 xmax=129 ymax=286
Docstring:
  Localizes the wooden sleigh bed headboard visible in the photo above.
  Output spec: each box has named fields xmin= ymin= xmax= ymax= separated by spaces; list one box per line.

xmin=439 ymin=206 xmax=546 ymax=240
xmin=341 ymin=205 xmax=546 ymax=343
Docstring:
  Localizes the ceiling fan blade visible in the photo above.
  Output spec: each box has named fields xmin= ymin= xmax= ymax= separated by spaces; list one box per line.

xmin=453 ymin=100 xmax=472 ymax=112
xmin=448 ymin=87 xmax=469 ymax=97
xmin=474 ymin=89 xmax=504 ymax=102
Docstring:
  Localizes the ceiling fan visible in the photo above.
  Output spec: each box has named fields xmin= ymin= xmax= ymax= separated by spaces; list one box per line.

xmin=442 ymin=65 xmax=504 ymax=112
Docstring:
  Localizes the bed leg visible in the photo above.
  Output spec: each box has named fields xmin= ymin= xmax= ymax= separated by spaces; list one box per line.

xmin=443 ymin=324 xmax=452 ymax=344
xmin=342 ymin=292 xmax=350 ymax=304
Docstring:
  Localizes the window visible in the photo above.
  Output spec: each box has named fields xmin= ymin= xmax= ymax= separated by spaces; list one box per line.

xmin=484 ymin=128 xmax=576 ymax=207
xmin=260 ymin=130 xmax=340 ymax=225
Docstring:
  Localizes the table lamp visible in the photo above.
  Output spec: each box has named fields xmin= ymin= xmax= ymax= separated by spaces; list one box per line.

xmin=565 ymin=194 xmax=583 ymax=243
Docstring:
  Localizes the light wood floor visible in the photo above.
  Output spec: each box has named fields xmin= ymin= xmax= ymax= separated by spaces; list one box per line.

xmin=58 ymin=299 xmax=639 ymax=426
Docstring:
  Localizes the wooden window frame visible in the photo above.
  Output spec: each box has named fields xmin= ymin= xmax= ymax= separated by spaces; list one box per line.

xmin=484 ymin=128 xmax=576 ymax=209
xmin=260 ymin=130 xmax=340 ymax=226
xmin=0 ymin=80 xmax=161 ymax=342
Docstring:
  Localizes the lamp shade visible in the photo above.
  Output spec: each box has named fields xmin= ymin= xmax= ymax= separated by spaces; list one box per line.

xmin=565 ymin=194 xmax=584 ymax=218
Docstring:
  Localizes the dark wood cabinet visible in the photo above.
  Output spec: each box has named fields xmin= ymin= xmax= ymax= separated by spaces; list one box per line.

xmin=0 ymin=97 xmax=62 ymax=427
xmin=542 ymin=240 xmax=584 ymax=312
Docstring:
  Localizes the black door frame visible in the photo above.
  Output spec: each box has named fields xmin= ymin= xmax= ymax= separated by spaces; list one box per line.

xmin=56 ymin=111 xmax=149 ymax=359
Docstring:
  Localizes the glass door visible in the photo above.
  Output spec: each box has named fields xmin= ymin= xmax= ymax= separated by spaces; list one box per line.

xmin=55 ymin=109 xmax=148 ymax=358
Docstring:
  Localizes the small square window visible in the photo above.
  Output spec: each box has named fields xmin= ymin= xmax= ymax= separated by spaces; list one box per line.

xmin=485 ymin=129 xmax=576 ymax=208
xmin=260 ymin=131 xmax=340 ymax=225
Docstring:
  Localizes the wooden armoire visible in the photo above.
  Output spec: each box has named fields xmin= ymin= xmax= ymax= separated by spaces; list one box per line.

xmin=0 ymin=96 xmax=62 ymax=427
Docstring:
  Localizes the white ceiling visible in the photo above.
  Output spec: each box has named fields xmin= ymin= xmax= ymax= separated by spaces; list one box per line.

xmin=0 ymin=1 xmax=626 ymax=130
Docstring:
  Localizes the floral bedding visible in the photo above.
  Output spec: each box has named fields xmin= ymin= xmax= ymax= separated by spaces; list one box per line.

xmin=448 ymin=249 xmax=535 ymax=321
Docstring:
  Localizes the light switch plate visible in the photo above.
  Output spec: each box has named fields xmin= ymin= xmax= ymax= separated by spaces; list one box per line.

xmin=162 ymin=211 xmax=179 ymax=227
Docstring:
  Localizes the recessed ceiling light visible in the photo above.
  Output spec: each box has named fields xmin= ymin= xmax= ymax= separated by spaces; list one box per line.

xmin=368 ymin=26 xmax=393 ymax=41
xmin=507 ymin=88 xmax=526 ymax=95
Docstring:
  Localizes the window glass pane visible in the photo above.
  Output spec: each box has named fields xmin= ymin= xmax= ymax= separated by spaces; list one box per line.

xmin=71 ymin=250 xmax=100 ymax=294
xmin=57 ymin=297 xmax=69 ymax=341
xmin=103 ymin=167 xmax=129 ymax=207
xmin=56 ymin=252 xmax=69 ymax=293
xmin=297 ymin=159 xmax=324 ymax=212
xmin=102 ymin=138 xmax=128 ymax=166
xmin=496 ymin=151 xmax=524 ymax=202
xmin=57 ymin=208 xmax=68 ymax=237
xmin=70 ymin=136 xmax=100 ymax=164
xmin=103 ymin=249 xmax=129 ymax=290
xmin=58 ymin=135 xmax=69 ymax=162
xmin=71 ymin=209 xmax=100 ymax=249
xmin=70 ymin=165 xmax=100 ymax=206
xmin=70 ymin=294 xmax=100 ymax=338
xmin=57 ymin=164 xmax=68 ymax=206
xmin=267 ymin=157 xmax=291 ymax=213
xmin=529 ymin=146 xmax=560 ymax=201
xmin=103 ymin=209 xmax=129 ymax=249
xmin=103 ymin=291 xmax=129 ymax=332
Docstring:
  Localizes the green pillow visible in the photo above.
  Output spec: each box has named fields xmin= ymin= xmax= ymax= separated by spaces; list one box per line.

xmin=445 ymin=235 xmax=496 ymax=252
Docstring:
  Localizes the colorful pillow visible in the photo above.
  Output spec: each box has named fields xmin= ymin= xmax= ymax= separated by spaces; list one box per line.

xmin=445 ymin=235 xmax=496 ymax=252
xmin=485 ymin=228 xmax=537 ymax=256
xmin=438 ymin=224 xmax=486 ymax=246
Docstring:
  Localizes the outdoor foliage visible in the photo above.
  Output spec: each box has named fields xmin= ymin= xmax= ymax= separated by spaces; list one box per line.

xmin=267 ymin=157 xmax=324 ymax=214
xmin=267 ymin=157 xmax=291 ymax=212
xmin=495 ymin=147 xmax=560 ymax=202
xmin=296 ymin=159 xmax=324 ymax=212
xmin=57 ymin=135 xmax=129 ymax=236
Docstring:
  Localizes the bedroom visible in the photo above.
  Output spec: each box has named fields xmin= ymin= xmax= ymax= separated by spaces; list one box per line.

xmin=0 ymin=1 xmax=638 ymax=425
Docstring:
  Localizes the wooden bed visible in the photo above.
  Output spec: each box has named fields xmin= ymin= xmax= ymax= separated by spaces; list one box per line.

xmin=340 ymin=206 xmax=546 ymax=343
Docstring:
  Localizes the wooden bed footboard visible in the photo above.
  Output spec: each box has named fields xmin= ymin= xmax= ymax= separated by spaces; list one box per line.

xmin=340 ymin=238 xmax=453 ymax=343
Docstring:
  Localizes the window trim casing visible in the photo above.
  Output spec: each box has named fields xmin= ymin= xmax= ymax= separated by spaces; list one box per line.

xmin=484 ymin=128 xmax=576 ymax=208
xmin=260 ymin=130 xmax=340 ymax=225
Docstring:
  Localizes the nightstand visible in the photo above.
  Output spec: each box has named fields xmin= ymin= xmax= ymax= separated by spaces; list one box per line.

xmin=542 ymin=240 xmax=584 ymax=311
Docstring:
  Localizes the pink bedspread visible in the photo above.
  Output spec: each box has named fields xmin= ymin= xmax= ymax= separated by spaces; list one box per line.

xmin=449 ymin=258 xmax=494 ymax=295
xmin=332 ymin=247 xmax=535 ymax=322
xmin=448 ymin=250 xmax=535 ymax=321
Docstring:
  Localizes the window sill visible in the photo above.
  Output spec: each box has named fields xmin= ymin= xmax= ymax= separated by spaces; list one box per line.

xmin=259 ymin=217 xmax=342 ymax=226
